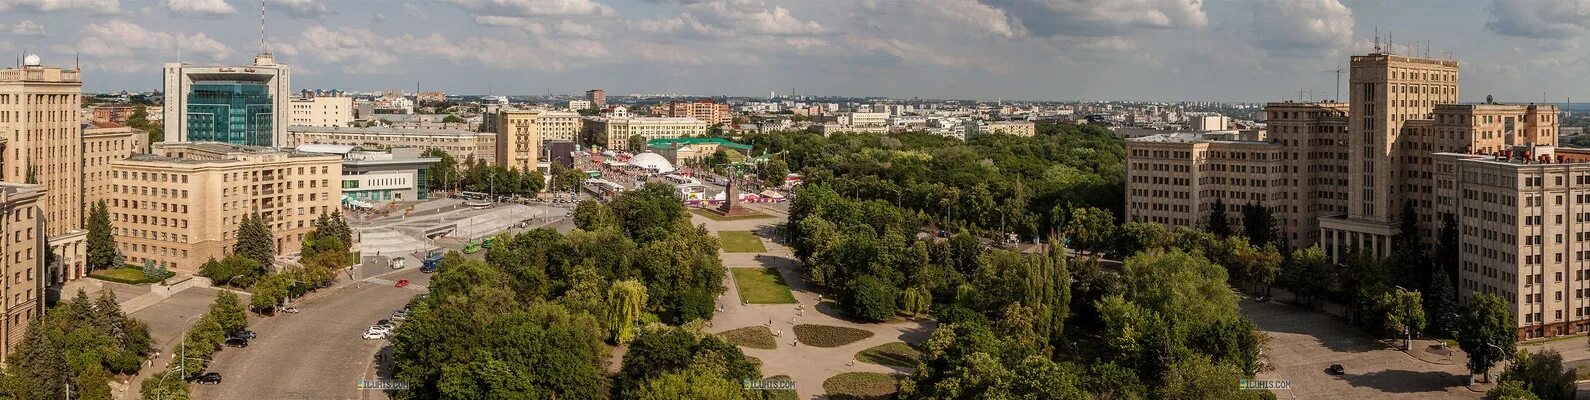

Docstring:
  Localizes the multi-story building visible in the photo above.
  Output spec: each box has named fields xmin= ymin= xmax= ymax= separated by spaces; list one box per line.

xmin=287 ymin=126 xmax=488 ymax=162
xmin=495 ymin=110 xmax=542 ymax=172
xmin=289 ymin=95 xmax=353 ymax=127
xmin=984 ymin=121 xmax=1036 ymax=137
xmin=82 ymin=123 xmax=146 ymax=211
xmin=589 ymin=117 xmax=709 ymax=151
xmin=586 ymin=89 xmax=606 ymax=109
xmin=416 ymin=91 xmax=448 ymax=105
xmin=842 ymin=112 xmax=888 ymax=127
xmin=1125 ymin=51 xmax=1578 ymax=339
xmin=1 ymin=56 xmax=87 ymax=287
xmin=1190 ymin=115 xmax=1231 ymax=131
xmin=0 ymin=182 xmax=45 ymax=361
xmin=568 ymin=99 xmax=592 ymax=111
xmin=666 ymin=99 xmax=733 ymax=125
xmin=107 ymin=142 xmax=341 ymax=272
xmin=296 ymin=145 xmax=438 ymax=203
xmin=91 ymin=104 xmax=136 ymax=125
xmin=162 ymin=53 xmax=291 ymax=147
xmin=538 ymin=110 xmax=583 ymax=143
xmin=474 ymin=132 xmax=496 ymax=165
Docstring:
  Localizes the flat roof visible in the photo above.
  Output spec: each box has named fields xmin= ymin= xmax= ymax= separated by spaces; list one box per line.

xmin=646 ymin=137 xmax=752 ymax=150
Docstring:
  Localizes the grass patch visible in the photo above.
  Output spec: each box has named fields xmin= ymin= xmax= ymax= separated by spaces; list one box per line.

xmin=732 ymin=268 xmax=797 ymax=304
xmin=690 ymin=208 xmax=770 ymax=221
xmin=793 ymin=324 xmax=875 ymax=348
xmin=719 ymin=231 xmax=769 ymax=253
xmin=823 ymin=372 xmax=897 ymax=400
xmin=718 ymin=326 xmax=778 ymax=350
xmin=88 ymin=267 xmax=166 ymax=284
xmin=855 ymin=342 xmax=920 ymax=369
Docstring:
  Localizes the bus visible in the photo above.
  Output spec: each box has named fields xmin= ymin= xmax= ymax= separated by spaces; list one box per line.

xmin=459 ymin=191 xmax=492 ymax=208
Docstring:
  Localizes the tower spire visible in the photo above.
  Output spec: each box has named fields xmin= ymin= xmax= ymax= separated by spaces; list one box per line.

xmin=258 ymin=0 xmax=270 ymax=56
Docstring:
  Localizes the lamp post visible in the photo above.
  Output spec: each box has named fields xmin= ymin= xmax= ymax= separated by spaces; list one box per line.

xmin=155 ymin=314 xmax=206 ymax=400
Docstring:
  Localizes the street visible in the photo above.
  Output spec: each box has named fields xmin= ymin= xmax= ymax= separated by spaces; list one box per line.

xmin=190 ymin=268 xmax=431 ymax=400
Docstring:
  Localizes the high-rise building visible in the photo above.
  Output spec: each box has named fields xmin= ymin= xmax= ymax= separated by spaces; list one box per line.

xmin=1124 ymin=51 xmax=1583 ymax=339
xmin=495 ymin=110 xmax=542 ymax=172
xmin=0 ymin=56 xmax=87 ymax=287
xmin=586 ymin=89 xmax=606 ymax=109
xmin=108 ymin=142 xmax=341 ymax=272
xmin=82 ymin=123 xmax=146 ymax=214
xmin=162 ymin=53 xmax=291 ymax=147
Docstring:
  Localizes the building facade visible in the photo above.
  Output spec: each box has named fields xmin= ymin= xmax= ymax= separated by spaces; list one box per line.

xmin=1 ymin=57 xmax=87 ymax=287
xmin=0 ymin=182 xmax=46 ymax=362
xmin=289 ymin=95 xmax=353 ymax=127
xmin=91 ymin=104 xmax=136 ymax=125
xmin=108 ymin=143 xmax=341 ymax=272
xmin=586 ymin=89 xmax=606 ymax=109
xmin=666 ymin=99 xmax=733 ymax=125
xmin=162 ymin=53 xmax=291 ymax=147
xmin=591 ymin=117 xmax=709 ymax=151
xmin=984 ymin=121 xmax=1036 ymax=137
xmin=495 ymin=110 xmax=542 ymax=172
xmin=538 ymin=110 xmax=582 ymax=143
xmin=287 ymin=126 xmax=488 ymax=162
xmin=83 ymin=124 xmax=146 ymax=213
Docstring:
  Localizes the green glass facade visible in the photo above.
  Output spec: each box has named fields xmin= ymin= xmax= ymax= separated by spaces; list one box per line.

xmin=186 ymin=82 xmax=273 ymax=146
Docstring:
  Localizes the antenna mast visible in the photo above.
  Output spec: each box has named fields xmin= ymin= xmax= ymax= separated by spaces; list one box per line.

xmin=258 ymin=0 xmax=269 ymax=55
xmin=1373 ymin=27 xmax=1381 ymax=53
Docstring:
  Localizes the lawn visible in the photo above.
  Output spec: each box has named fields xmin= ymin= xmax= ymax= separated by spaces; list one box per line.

xmin=690 ymin=208 xmax=770 ymax=221
xmin=823 ymin=372 xmax=898 ymax=400
xmin=793 ymin=324 xmax=875 ymax=348
xmin=719 ymin=231 xmax=768 ymax=253
xmin=89 ymin=267 xmax=160 ymax=284
xmin=718 ymin=326 xmax=778 ymax=350
xmin=732 ymin=268 xmax=797 ymax=304
xmin=855 ymin=342 xmax=921 ymax=369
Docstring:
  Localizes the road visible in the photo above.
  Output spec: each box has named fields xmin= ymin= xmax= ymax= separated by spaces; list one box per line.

xmin=191 ymin=268 xmax=431 ymax=400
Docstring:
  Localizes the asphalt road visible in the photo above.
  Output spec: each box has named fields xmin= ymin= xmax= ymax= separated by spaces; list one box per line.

xmin=191 ymin=268 xmax=431 ymax=400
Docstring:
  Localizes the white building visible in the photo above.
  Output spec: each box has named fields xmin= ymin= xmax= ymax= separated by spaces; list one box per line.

xmin=568 ymin=99 xmax=592 ymax=110
xmin=1190 ymin=115 xmax=1231 ymax=131
xmin=162 ymin=52 xmax=291 ymax=147
xmin=289 ymin=95 xmax=353 ymax=127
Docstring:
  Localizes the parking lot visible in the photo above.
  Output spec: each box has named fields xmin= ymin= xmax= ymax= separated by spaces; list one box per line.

xmin=1244 ymin=299 xmax=1479 ymax=399
xmin=190 ymin=268 xmax=431 ymax=400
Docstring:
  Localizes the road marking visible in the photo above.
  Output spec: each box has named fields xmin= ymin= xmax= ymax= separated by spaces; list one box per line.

xmin=366 ymin=278 xmax=396 ymax=286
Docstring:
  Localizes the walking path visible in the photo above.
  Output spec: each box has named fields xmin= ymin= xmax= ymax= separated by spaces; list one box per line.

xmin=703 ymin=215 xmax=935 ymax=399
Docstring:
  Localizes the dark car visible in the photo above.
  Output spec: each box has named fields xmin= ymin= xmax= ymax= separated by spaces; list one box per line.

xmin=233 ymin=330 xmax=257 ymax=339
xmin=197 ymin=372 xmax=222 ymax=384
xmin=224 ymin=337 xmax=249 ymax=348
xmin=1327 ymin=364 xmax=1345 ymax=375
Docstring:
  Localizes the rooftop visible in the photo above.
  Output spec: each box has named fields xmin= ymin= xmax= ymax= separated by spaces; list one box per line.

xmin=646 ymin=137 xmax=752 ymax=151
xmin=287 ymin=125 xmax=482 ymax=137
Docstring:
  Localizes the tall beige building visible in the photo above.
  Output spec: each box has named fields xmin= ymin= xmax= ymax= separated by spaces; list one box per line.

xmin=108 ymin=143 xmax=341 ymax=272
xmin=82 ymin=123 xmax=146 ymax=217
xmin=495 ymin=110 xmax=542 ymax=172
xmin=0 ymin=182 xmax=45 ymax=361
xmin=590 ymin=117 xmax=708 ymax=151
xmin=0 ymin=57 xmax=86 ymax=286
xmin=289 ymin=95 xmax=354 ymax=127
xmin=538 ymin=110 xmax=583 ymax=143
xmin=1125 ymin=51 xmax=1577 ymax=339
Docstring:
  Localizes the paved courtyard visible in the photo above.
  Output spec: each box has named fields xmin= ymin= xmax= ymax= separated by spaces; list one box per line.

xmin=698 ymin=206 xmax=936 ymax=399
xmin=1244 ymin=300 xmax=1480 ymax=399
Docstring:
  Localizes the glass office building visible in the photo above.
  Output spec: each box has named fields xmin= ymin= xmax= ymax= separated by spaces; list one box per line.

xmin=185 ymin=82 xmax=275 ymax=146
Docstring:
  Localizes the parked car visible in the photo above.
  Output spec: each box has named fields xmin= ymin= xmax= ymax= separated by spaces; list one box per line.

xmin=197 ymin=372 xmax=223 ymax=384
xmin=233 ymin=330 xmax=257 ymax=339
xmin=391 ymin=314 xmax=408 ymax=322
xmin=362 ymin=331 xmax=387 ymax=340
xmin=223 ymin=337 xmax=249 ymax=348
xmin=395 ymin=279 xmax=410 ymax=288
xmin=368 ymin=325 xmax=393 ymax=335
xmin=1327 ymin=364 xmax=1345 ymax=375
xmin=282 ymin=306 xmax=300 ymax=314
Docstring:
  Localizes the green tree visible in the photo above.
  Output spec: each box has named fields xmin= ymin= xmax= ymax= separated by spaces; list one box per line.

xmin=1240 ymin=202 xmax=1278 ymax=247
xmin=442 ymin=114 xmax=466 ymax=124
xmin=574 ymin=200 xmax=617 ymax=231
xmin=844 ymin=275 xmax=900 ymax=321
xmin=86 ymin=200 xmax=120 ymax=271
xmin=1425 ymin=270 xmax=1460 ymax=338
xmin=617 ymin=326 xmax=760 ymax=397
xmin=625 ymin=364 xmax=748 ymax=400
xmin=1206 ymin=198 xmax=1231 ymax=237
xmin=1378 ymin=287 xmax=1425 ymax=350
xmin=1458 ymin=293 xmax=1518 ymax=383
xmin=1486 ymin=380 xmax=1544 ymax=400
xmin=1111 ymin=221 xmax=1172 ymax=259
xmin=628 ymin=134 xmax=646 ymax=153
xmin=138 ymin=370 xmax=190 ymax=400
xmin=1388 ymin=201 xmax=1430 ymax=292
xmin=757 ymin=158 xmax=789 ymax=187
xmin=1498 ymin=349 xmax=1577 ymax=400
xmin=209 ymin=291 xmax=249 ymax=335
xmin=1063 ymin=206 xmax=1114 ymax=255
xmin=423 ymin=148 xmax=459 ymax=192
xmin=606 ymin=280 xmax=648 ymax=344
xmin=1280 ymin=246 xmax=1331 ymax=308
xmin=234 ymin=212 xmax=276 ymax=269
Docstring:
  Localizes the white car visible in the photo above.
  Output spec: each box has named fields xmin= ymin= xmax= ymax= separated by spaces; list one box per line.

xmin=362 ymin=331 xmax=386 ymax=340
xmin=391 ymin=313 xmax=408 ymax=321
xmin=368 ymin=325 xmax=393 ymax=335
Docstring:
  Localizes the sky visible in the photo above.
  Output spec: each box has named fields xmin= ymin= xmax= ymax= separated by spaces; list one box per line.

xmin=1 ymin=0 xmax=1588 ymax=102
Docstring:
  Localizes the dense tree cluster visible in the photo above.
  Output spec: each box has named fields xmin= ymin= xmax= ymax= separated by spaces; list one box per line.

xmin=140 ymin=292 xmax=249 ymax=399
xmin=744 ymin=124 xmax=1123 ymax=241
xmin=86 ymin=200 xmax=121 ymax=272
xmin=421 ymin=149 xmax=547 ymax=196
xmin=0 ymin=290 xmax=152 ymax=400
xmin=391 ymin=184 xmax=737 ymax=398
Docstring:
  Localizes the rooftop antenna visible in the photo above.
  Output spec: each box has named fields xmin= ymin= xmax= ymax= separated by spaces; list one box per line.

xmin=258 ymin=0 xmax=270 ymax=55
xmin=1326 ymin=65 xmax=1343 ymax=102
xmin=1373 ymin=27 xmax=1381 ymax=53
xmin=74 ymin=53 xmax=79 ymax=72
xmin=1423 ymin=40 xmax=1431 ymax=58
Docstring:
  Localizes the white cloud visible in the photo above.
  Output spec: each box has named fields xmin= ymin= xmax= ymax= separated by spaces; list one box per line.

xmin=0 ymin=0 xmax=119 ymax=13
xmin=982 ymin=0 xmax=1207 ymax=38
xmin=439 ymin=0 xmax=615 ymax=18
xmin=681 ymin=0 xmax=824 ymax=36
xmin=164 ymin=0 xmax=236 ymax=16
xmin=266 ymin=0 xmax=333 ymax=19
xmin=556 ymin=19 xmax=600 ymax=38
xmin=1486 ymin=0 xmax=1590 ymax=39
xmin=473 ymin=15 xmax=549 ymax=35
xmin=1248 ymin=0 xmax=1353 ymax=55
xmin=2 ymin=20 xmax=47 ymax=36
xmin=291 ymin=25 xmax=606 ymax=73
xmin=403 ymin=3 xmax=426 ymax=19
xmin=56 ymin=19 xmax=232 ymax=71
xmin=371 ymin=13 xmax=387 ymax=22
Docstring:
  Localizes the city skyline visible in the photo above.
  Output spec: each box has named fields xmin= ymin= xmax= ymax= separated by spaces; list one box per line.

xmin=1 ymin=0 xmax=1588 ymax=102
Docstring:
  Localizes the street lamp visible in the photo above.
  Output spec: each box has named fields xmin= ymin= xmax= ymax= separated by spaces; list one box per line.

xmin=155 ymin=314 xmax=207 ymax=400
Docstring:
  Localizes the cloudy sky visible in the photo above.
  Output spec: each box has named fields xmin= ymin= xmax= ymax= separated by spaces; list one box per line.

xmin=2 ymin=0 xmax=1588 ymax=102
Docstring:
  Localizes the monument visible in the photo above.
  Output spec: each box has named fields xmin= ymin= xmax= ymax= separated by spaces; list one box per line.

xmin=712 ymin=167 xmax=758 ymax=217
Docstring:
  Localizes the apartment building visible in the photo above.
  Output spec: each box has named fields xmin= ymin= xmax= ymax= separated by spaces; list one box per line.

xmin=91 ymin=104 xmax=136 ymax=124
xmin=586 ymin=89 xmax=606 ymax=109
xmin=590 ymin=117 xmax=709 ymax=151
xmin=665 ymin=99 xmax=733 ymax=125
xmin=495 ymin=110 xmax=542 ymax=172
xmin=1 ymin=57 xmax=87 ymax=286
xmin=1125 ymin=51 xmax=1575 ymax=338
xmin=538 ymin=110 xmax=583 ymax=143
xmin=107 ymin=143 xmax=341 ymax=272
xmin=289 ymin=95 xmax=353 ymax=127
xmin=287 ymin=126 xmax=487 ymax=162
xmin=0 ymin=182 xmax=45 ymax=362
xmin=82 ymin=123 xmax=146 ymax=211
xmin=984 ymin=121 xmax=1036 ymax=137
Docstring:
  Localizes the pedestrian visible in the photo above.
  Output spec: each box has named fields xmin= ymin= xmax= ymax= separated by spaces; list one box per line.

xmin=768 ymin=318 xmax=773 ymax=326
xmin=798 ymin=309 xmax=804 ymax=316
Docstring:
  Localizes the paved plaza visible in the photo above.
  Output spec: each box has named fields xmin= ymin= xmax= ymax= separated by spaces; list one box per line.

xmin=698 ymin=204 xmax=936 ymax=399
xmin=1245 ymin=300 xmax=1480 ymax=399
